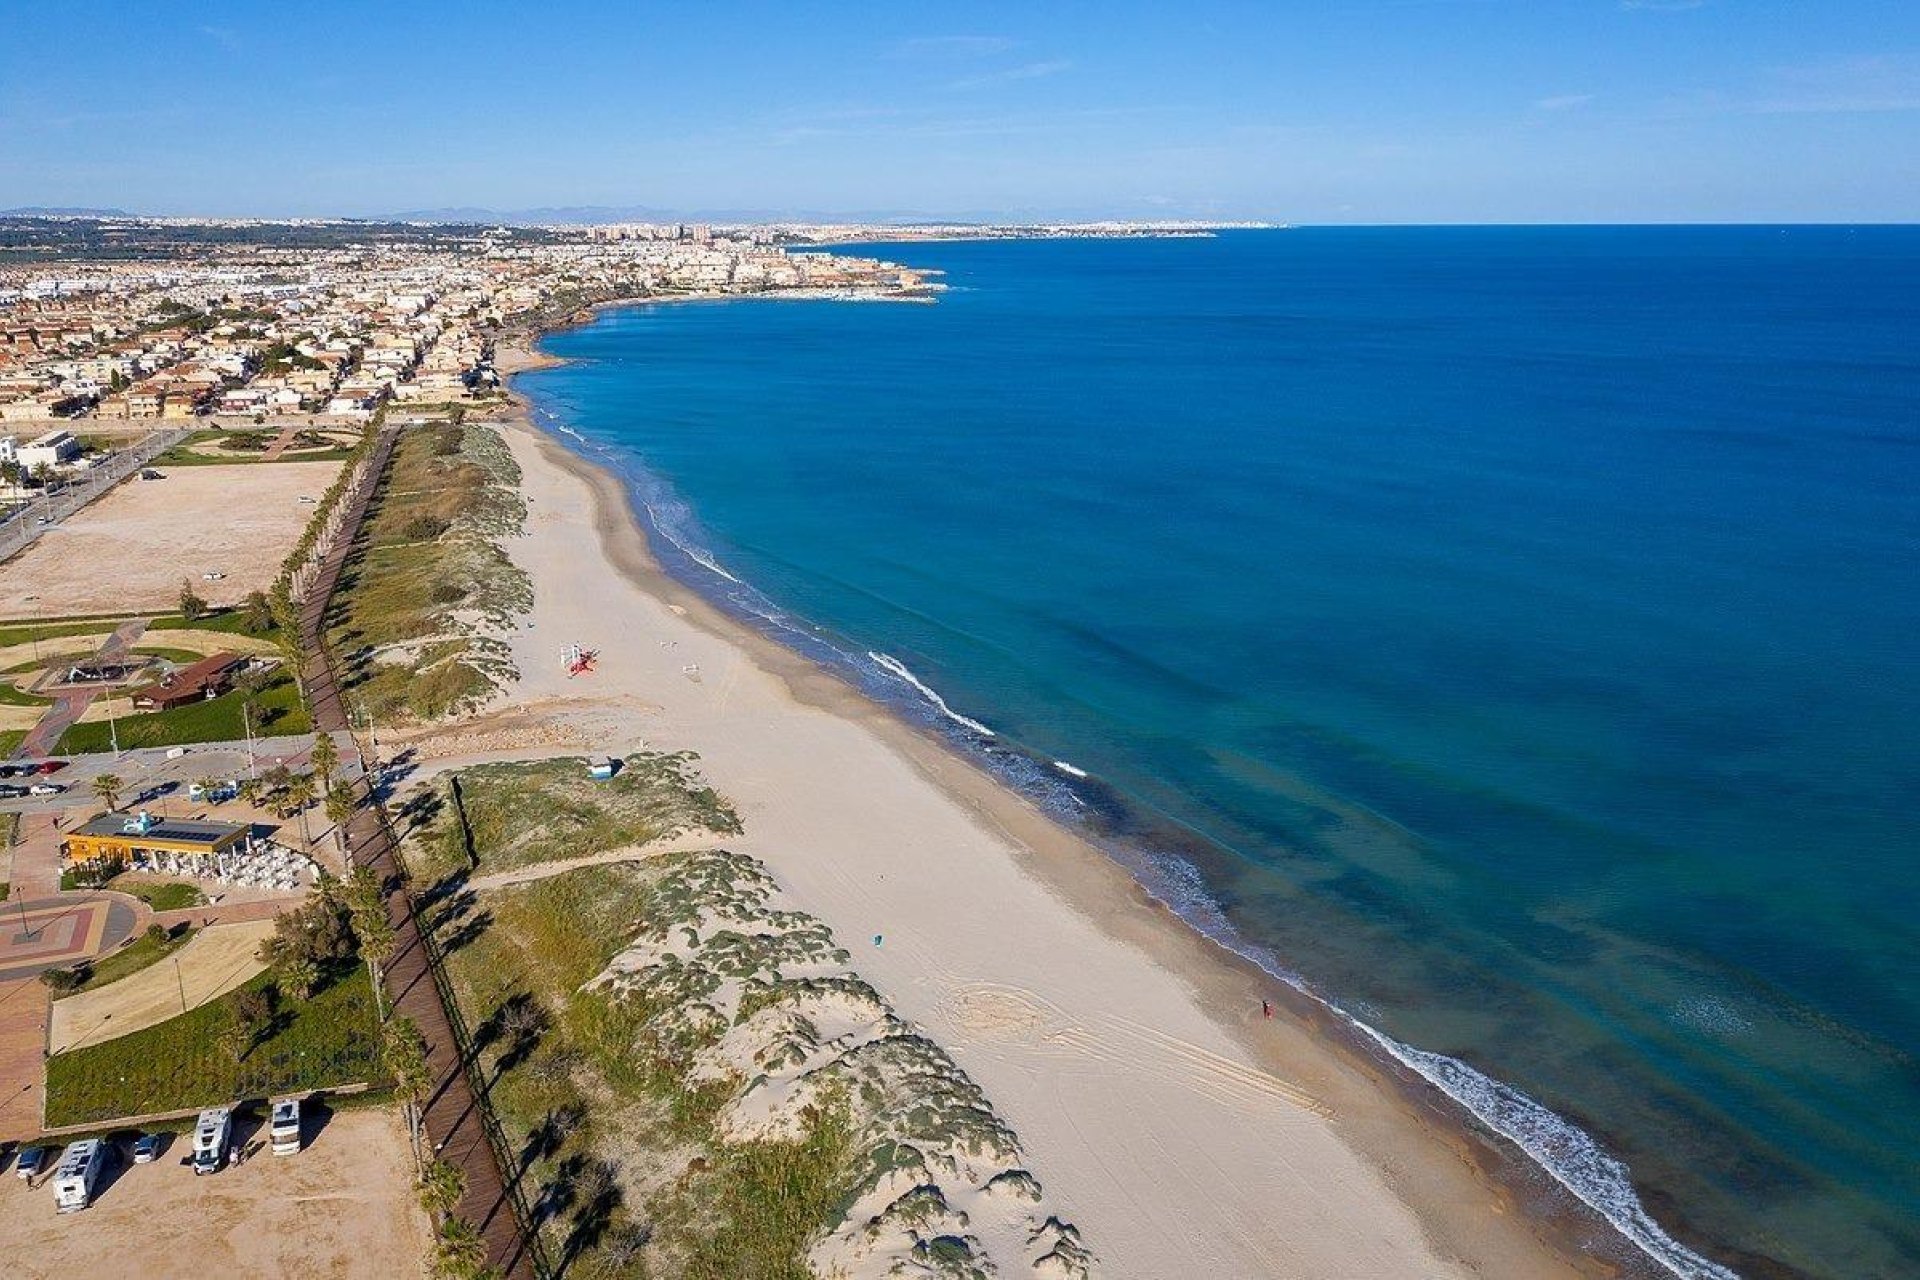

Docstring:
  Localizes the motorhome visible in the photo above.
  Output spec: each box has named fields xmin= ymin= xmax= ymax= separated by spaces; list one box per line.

xmin=269 ymin=1097 xmax=301 ymax=1156
xmin=52 ymin=1139 xmax=106 ymax=1212
xmin=192 ymin=1107 xmax=231 ymax=1175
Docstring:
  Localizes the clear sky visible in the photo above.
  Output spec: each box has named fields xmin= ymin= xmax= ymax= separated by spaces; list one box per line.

xmin=1 ymin=0 xmax=1915 ymax=222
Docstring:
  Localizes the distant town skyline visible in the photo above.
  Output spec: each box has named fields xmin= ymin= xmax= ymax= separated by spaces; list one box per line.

xmin=2 ymin=0 xmax=1916 ymax=223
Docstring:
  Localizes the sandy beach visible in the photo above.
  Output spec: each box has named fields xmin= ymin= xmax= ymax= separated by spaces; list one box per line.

xmin=420 ymin=343 xmax=1613 ymax=1278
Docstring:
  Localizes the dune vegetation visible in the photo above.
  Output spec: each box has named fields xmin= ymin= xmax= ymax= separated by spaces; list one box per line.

xmin=326 ymin=421 xmax=531 ymax=723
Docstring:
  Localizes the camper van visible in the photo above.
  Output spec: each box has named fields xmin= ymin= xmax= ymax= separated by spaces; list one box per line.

xmin=192 ymin=1108 xmax=231 ymax=1176
xmin=52 ymin=1139 xmax=106 ymax=1213
xmin=269 ymin=1097 xmax=301 ymax=1156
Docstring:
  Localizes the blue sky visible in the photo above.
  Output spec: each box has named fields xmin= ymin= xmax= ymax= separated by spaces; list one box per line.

xmin=1 ymin=0 xmax=1915 ymax=222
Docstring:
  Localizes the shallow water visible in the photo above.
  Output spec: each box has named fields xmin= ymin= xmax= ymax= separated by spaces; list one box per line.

xmin=521 ymin=228 xmax=1920 ymax=1279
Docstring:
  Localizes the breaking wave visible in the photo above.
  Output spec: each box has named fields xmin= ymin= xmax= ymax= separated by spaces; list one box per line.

xmin=867 ymin=651 xmax=996 ymax=737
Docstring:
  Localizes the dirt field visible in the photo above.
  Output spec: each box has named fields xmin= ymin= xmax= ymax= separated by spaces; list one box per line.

xmin=0 ymin=1107 xmax=429 ymax=1279
xmin=49 ymin=919 xmax=277 ymax=1054
xmin=0 ymin=461 xmax=342 ymax=617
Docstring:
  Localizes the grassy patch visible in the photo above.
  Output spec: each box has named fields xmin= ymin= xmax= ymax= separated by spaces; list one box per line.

xmin=325 ymin=423 xmax=529 ymax=724
xmin=0 ymin=618 xmax=125 ymax=648
xmin=71 ymin=923 xmax=195 ymax=993
xmin=420 ymin=752 xmax=741 ymax=880
xmin=0 ymin=731 xmax=24 ymax=756
xmin=129 ymin=645 xmax=208 ymax=664
xmin=0 ymin=608 xmax=279 ymax=647
xmin=109 ymin=878 xmax=207 ymax=912
xmin=0 ymin=681 xmax=52 ymax=706
xmin=45 ymin=964 xmax=383 ymax=1128
xmin=53 ymin=668 xmax=307 ymax=753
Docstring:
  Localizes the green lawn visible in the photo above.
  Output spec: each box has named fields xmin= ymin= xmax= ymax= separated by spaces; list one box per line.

xmin=0 ymin=731 xmax=24 ymax=756
xmin=0 ymin=608 xmax=279 ymax=648
xmin=128 ymin=645 xmax=208 ymax=664
xmin=0 ymin=619 xmax=123 ymax=648
xmin=0 ymin=681 xmax=52 ymax=706
xmin=53 ymin=669 xmax=307 ymax=753
xmin=147 ymin=608 xmax=282 ymax=638
xmin=108 ymin=878 xmax=207 ymax=912
xmin=152 ymin=444 xmax=355 ymax=468
xmin=72 ymin=924 xmax=195 ymax=993
xmin=44 ymin=964 xmax=383 ymax=1127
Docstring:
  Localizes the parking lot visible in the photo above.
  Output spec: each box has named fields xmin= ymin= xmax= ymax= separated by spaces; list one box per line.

xmin=0 ymin=1106 xmax=428 ymax=1278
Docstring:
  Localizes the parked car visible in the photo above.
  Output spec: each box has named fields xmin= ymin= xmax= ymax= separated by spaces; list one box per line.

xmin=132 ymin=1133 xmax=162 ymax=1165
xmin=34 ymin=760 xmax=66 ymax=775
xmin=14 ymin=1146 xmax=45 ymax=1180
xmin=28 ymin=783 xmax=65 ymax=796
xmin=270 ymin=1097 xmax=302 ymax=1156
xmin=0 ymin=785 xmax=28 ymax=800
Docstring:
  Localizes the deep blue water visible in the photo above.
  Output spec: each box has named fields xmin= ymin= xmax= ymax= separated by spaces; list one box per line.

xmin=520 ymin=228 xmax=1920 ymax=1280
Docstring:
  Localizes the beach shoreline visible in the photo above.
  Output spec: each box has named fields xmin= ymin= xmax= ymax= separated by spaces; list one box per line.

xmin=478 ymin=333 xmax=1665 ymax=1278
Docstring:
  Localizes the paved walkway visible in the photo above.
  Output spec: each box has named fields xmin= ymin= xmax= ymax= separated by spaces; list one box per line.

xmin=0 ymin=978 xmax=49 ymax=1141
xmin=258 ymin=424 xmax=305 ymax=461
xmin=298 ymin=423 xmax=538 ymax=1279
xmin=7 ymin=812 xmax=66 ymax=899
xmin=10 ymin=617 xmax=149 ymax=759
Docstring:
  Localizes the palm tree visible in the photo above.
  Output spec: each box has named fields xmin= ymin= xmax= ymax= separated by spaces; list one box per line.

xmin=91 ymin=773 xmax=124 ymax=812
xmin=345 ymin=865 xmax=392 ymax=1017
xmin=383 ymin=1017 xmax=432 ymax=1168
xmin=418 ymin=1158 xmax=465 ymax=1222
xmin=310 ymin=732 xmax=338 ymax=791
xmin=282 ymin=773 xmax=317 ymax=848
xmin=325 ymin=788 xmax=355 ymax=857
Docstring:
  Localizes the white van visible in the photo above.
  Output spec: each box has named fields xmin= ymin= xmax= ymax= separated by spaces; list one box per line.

xmin=192 ymin=1108 xmax=231 ymax=1176
xmin=269 ymin=1097 xmax=301 ymax=1156
xmin=52 ymin=1139 xmax=106 ymax=1213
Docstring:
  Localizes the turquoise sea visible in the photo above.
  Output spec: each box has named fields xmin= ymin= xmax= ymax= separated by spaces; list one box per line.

xmin=519 ymin=228 xmax=1920 ymax=1280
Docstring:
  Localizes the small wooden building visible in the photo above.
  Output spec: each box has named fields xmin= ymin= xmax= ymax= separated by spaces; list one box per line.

xmin=62 ymin=813 xmax=249 ymax=867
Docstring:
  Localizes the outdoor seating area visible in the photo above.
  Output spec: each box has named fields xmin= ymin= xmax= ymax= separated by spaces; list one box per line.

xmin=128 ymin=843 xmax=317 ymax=895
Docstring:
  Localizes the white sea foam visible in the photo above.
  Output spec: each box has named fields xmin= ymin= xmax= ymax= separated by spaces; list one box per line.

xmin=867 ymin=652 xmax=995 ymax=737
xmin=1106 ymin=842 xmax=1740 ymax=1280
xmin=1350 ymin=1025 xmax=1743 ymax=1280
xmin=1053 ymin=760 xmax=1090 ymax=778
xmin=643 ymin=501 xmax=745 ymax=585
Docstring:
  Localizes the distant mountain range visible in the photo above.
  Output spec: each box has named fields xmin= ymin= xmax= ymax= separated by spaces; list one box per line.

xmin=0 ymin=206 xmax=132 ymax=217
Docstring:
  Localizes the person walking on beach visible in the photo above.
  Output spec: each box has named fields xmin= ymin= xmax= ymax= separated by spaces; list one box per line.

xmin=1261 ymin=999 xmax=1273 ymax=1019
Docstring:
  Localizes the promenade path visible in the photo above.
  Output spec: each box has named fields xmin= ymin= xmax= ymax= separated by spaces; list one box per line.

xmin=11 ymin=617 xmax=148 ymax=759
xmin=7 ymin=811 xmax=66 ymax=899
xmin=0 ymin=978 xmax=49 ymax=1141
xmin=297 ymin=422 xmax=539 ymax=1279
xmin=258 ymin=424 xmax=304 ymax=461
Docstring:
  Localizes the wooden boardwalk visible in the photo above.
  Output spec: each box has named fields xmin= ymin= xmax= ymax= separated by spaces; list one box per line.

xmin=296 ymin=424 xmax=542 ymax=1279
